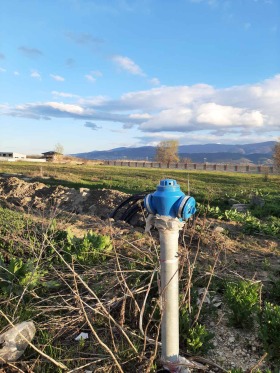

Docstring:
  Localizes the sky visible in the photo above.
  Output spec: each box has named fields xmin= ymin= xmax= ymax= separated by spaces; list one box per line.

xmin=0 ymin=0 xmax=279 ymax=155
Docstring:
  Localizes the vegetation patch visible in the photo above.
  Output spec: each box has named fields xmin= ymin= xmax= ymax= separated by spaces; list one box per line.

xmin=0 ymin=163 xmax=279 ymax=372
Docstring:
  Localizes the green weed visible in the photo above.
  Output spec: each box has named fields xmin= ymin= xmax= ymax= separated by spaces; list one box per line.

xmin=0 ymin=255 xmax=47 ymax=295
xmin=224 ymin=280 xmax=261 ymax=328
xmin=259 ymin=302 xmax=280 ymax=365
xmin=63 ymin=229 xmax=112 ymax=264
xmin=180 ymin=307 xmax=214 ymax=354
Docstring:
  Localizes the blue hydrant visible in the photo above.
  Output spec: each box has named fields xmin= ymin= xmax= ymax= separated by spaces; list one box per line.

xmin=144 ymin=179 xmax=196 ymax=372
xmin=144 ymin=179 xmax=196 ymax=220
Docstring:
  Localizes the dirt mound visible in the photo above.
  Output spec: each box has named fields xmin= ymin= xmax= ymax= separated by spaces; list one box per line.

xmin=0 ymin=176 xmax=129 ymax=219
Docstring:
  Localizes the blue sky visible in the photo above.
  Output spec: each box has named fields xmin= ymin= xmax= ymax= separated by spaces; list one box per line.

xmin=0 ymin=0 xmax=279 ymax=155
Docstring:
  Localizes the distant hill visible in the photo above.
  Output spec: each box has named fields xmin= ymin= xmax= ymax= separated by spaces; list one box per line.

xmin=74 ymin=146 xmax=156 ymax=160
xmin=73 ymin=141 xmax=276 ymax=164
xmin=178 ymin=141 xmax=276 ymax=154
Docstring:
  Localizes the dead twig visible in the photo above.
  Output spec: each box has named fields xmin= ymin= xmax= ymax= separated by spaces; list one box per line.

xmin=46 ymin=237 xmax=138 ymax=353
xmin=248 ymin=352 xmax=268 ymax=373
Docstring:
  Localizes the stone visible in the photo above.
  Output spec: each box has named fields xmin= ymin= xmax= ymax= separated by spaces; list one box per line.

xmin=250 ymin=195 xmax=265 ymax=207
xmin=231 ymin=204 xmax=249 ymax=212
xmin=213 ymin=226 xmax=225 ymax=234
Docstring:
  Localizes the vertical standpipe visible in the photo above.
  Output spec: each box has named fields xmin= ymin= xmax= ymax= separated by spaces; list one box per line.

xmin=144 ymin=179 xmax=196 ymax=371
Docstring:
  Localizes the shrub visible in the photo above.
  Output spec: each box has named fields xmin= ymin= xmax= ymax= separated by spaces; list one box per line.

xmin=224 ymin=280 xmax=260 ymax=328
xmin=259 ymin=302 xmax=280 ymax=365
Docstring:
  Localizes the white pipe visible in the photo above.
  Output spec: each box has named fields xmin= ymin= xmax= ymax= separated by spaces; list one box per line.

xmin=154 ymin=216 xmax=185 ymax=366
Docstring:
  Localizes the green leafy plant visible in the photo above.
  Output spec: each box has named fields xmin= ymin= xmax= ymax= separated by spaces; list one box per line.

xmin=224 ymin=209 xmax=247 ymax=222
xmin=259 ymin=302 xmax=280 ymax=365
xmin=212 ymin=207 xmax=280 ymax=238
xmin=179 ymin=307 xmax=214 ymax=354
xmin=197 ymin=204 xmax=224 ymax=219
xmin=224 ymin=280 xmax=260 ymax=328
xmin=0 ymin=255 xmax=47 ymax=295
xmin=63 ymin=230 xmax=112 ymax=264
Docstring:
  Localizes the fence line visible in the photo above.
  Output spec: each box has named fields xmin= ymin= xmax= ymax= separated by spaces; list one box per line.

xmin=105 ymin=160 xmax=278 ymax=174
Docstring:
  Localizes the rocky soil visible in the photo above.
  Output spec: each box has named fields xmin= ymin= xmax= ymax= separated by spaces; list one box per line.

xmin=0 ymin=175 xmax=128 ymax=219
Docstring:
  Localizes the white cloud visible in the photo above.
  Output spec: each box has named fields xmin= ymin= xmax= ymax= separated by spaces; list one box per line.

xmin=52 ymin=91 xmax=79 ymax=98
xmin=0 ymin=67 xmax=6 ymax=73
xmin=85 ymin=74 xmax=96 ymax=83
xmin=45 ymin=102 xmax=84 ymax=114
xmin=150 ymin=77 xmax=160 ymax=86
xmin=129 ymin=113 xmax=152 ymax=120
xmin=79 ymin=96 xmax=108 ymax=106
xmin=139 ymin=108 xmax=194 ymax=131
xmin=14 ymin=71 xmax=20 ymax=76
xmin=112 ymin=55 xmax=145 ymax=76
xmin=4 ymin=74 xmax=280 ymax=143
xmin=85 ymin=70 xmax=102 ymax=82
xmin=196 ymin=103 xmax=264 ymax=127
xmin=50 ymin=74 xmax=65 ymax=82
xmin=0 ymin=104 xmax=10 ymax=112
xmin=30 ymin=70 xmax=41 ymax=79
xmin=118 ymin=84 xmax=215 ymax=110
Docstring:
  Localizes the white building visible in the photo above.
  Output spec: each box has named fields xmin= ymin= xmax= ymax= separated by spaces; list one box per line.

xmin=0 ymin=152 xmax=26 ymax=161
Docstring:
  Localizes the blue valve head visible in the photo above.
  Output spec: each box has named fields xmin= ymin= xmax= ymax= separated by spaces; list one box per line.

xmin=144 ymin=179 xmax=196 ymax=219
xmin=177 ymin=195 xmax=196 ymax=220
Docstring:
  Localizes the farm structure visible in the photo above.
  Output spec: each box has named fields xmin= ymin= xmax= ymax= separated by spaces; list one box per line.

xmin=0 ymin=152 xmax=26 ymax=161
xmin=42 ymin=151 xmax=62 ymax=161
xmin=0 ymin=152 xmax=46 ymax=163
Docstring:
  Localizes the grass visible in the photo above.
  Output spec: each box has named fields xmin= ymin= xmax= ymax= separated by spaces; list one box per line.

xmin=0 ymin=161 xmax=279 ymax=207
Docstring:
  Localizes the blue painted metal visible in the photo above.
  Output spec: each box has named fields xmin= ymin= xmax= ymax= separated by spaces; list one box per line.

xmin=144 ymin=179 xmax=196 ymax=219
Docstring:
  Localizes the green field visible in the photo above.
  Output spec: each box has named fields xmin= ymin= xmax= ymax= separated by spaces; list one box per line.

xmin=0 ymin=161 xmax=279 ymax=205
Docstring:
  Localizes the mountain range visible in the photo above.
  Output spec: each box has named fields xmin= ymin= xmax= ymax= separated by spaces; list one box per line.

xmin=74 ymin=141 xmax=276 ymax=164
